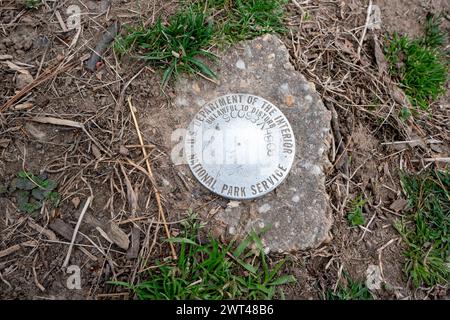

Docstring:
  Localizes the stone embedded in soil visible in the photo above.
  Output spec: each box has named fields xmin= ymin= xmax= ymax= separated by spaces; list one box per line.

xmin=15 ymin=72 xmax=33 ymax=90
xmin=173 ymin=34 xmax=333 ymax=252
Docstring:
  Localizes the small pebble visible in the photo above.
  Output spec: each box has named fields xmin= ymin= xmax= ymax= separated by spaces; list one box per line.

xmin=235 ymin=59 xmax=246 ymax=70
xmin=119 ymin=145 xmax=129 ymax=156
xmin=22 ymin=38 xmax=33 ymax=51
xmin=285 ymin=95 xmax=295 ymax=107
xmin=283 ymin=62 xmax=294 ymax=70
xmin=15 ymin=72 xmax=34 ymax=90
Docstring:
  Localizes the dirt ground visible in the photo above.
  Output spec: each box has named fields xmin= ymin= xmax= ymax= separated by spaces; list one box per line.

xmin=0 ymin=0 xmax=448 ymax=300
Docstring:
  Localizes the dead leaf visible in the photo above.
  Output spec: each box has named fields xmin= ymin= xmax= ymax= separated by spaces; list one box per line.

xmin=0 ymin=139 xmax=10 ymax=148
xmin=14 ymin=102 xmax=33 ymax=110
xmin=119 ymin=145 xmax=129 ymax=156
xmin=430 ymin=144 xmax=443 ymax=153
xmin=285 ymin=95 xmax=295 ymax=107
xmin=25 ymin=122 xmax=46 ymax=140
xmin=390 ymin=198 xmax=408 ymax=212
xmin=71 ymin=197 xmax=80 ymax=209
xmin=408 ymin=131 xmax=426 ymax=148
xmin=4 ymin=61 xmax=35 ymax=90
xmin=120 ymin=165 xmax=138 ymax=213
xmin=70 ymin=199 xmax=129 ymax=250
xmin=390 ymin=83 xmax=411 ymax=108
xmin=96 ymin=222 xmax=131 ymax=251
xmin=104 ymin=222 xmax=130 ymax=250
xmin=4 ymin=61 xmax=30 ymax=74
xmin=337 ymin=38 xmax=356 ymax=56
xmin=92 ymin=144 xmax=102 ymax=158
xmin=96 ymin=226 xmax=113 ymax=244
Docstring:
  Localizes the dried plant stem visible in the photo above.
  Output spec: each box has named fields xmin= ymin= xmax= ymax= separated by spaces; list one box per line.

xmin=62 ymin=196 xmax=93 ymax=268
xmin=357 ymin=0 xmax=373 ymax=59
xmin=127 ymin=96 xmax=177 ymax=260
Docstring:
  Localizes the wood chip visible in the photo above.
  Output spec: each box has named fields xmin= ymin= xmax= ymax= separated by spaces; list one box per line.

xmin=424 ymin=157 xmax=450 ymax=163
xmin=49 ymin=218 xmax=79 ymax=241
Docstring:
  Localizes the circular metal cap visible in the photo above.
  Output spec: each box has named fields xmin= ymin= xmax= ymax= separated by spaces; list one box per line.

xmin=185 ymin=93 xmax=295 ymax=200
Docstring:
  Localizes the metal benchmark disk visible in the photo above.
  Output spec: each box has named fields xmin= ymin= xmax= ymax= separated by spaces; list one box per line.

xmin=185 ymin=93 xmax=295 ymax=200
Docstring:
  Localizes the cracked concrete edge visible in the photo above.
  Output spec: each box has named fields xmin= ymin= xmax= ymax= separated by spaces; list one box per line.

xmin=173 ymin=34 xmax=334 ymax=253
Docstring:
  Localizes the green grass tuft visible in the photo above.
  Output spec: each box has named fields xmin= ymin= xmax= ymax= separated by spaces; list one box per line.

xmin=114 ymin=9 xmax=216 ymax=87
xmin=421 ymin=13 xmax=446 ymax=48
xmin=7 ymin=170 xmax=60 ymax=216
xmin=394 ymin=169 xmax=449 ymax=288
xmin=326 ymin=272 xmax=373 ymax=300
xmin=115 ymin=0 xmax=287 ymax=86
xmin=25 ymin=0 xmax=41 ymax=9
xmin=205 ymin=0 xmax=288 ymax=43
xmin=111 ymin=212 xmax=295 ymax=300
xmin=385 ymin=14 xmax=448 ymax=111
xmin=347 ymin=195 xmax=367 ymax=226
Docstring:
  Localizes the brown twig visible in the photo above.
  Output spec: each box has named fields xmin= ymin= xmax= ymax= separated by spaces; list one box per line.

xmin=127 ymin=96 xmax=177 ymax=260
xmin=0 ymin=240 xmax=37 ymax=259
